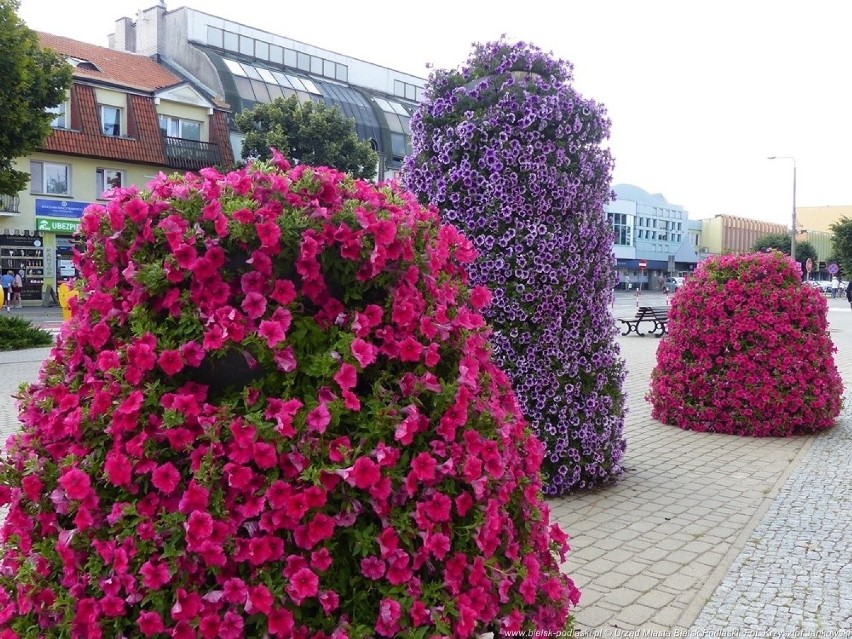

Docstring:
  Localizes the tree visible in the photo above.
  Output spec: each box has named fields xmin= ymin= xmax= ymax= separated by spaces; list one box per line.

xmin=829 ymin=216 xmax=852 ymax=277
xmin=753 ymin=232 xmax=817 ymax=266
xmin=235 ymin=95 xmax=378 ymax=180
xmin=0 ymin=0 xmax=72 ymax=196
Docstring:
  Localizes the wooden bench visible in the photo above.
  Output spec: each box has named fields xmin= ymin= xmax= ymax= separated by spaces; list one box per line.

xmin=616 ymin=305 xmax=669 ymax=337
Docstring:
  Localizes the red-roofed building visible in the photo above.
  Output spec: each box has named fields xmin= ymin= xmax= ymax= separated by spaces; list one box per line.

xmin=1 ymin=32 xmax=235 ymax=304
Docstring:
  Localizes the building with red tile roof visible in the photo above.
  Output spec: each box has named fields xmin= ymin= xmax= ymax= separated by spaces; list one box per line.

xmin=0 ymin=31 xmax=236 ymax=304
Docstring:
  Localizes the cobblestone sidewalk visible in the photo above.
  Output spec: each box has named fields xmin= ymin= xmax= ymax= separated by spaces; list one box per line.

xmin=550 ymin=299 xmax=852 ymax=632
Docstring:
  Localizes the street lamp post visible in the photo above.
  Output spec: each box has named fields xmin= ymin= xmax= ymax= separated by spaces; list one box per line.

xmin=768 ymin=155 xmax=797 ymax=260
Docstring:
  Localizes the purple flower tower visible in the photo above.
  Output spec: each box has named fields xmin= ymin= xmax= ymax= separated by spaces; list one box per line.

xmin=403 ymin=39 xmax=626 ymax=494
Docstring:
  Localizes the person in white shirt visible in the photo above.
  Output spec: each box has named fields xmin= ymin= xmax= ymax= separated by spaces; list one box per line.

xmin=831 ymin=276 xmax=840 ymax=299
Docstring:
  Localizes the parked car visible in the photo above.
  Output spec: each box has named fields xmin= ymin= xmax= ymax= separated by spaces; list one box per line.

xmin=805 ymin=280 xmax=847 ymax=295
xmin=664 ymin=276 xmax=685 ymax=292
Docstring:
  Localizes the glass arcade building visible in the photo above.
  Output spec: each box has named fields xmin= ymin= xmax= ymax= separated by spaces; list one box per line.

xmin=109 ymin=4 xmax=426 ymax=180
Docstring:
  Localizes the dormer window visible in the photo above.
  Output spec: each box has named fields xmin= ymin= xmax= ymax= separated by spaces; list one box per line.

xmin=100 ymin=105 xmax=122 ymax=137
xmin=159 ymin=115 xmax=202 ymax=141
xmin=47 ymin=101 xmax=69 ymax=129
xmin=67 ymin=56 xmax=99 ymax=72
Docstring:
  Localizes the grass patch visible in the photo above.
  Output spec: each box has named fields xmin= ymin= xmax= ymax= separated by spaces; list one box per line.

xmin=0 ymin=315 xmax=54 ymax=351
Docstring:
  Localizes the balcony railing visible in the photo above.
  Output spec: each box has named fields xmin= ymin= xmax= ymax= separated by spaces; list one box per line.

xmin=0 ymin=194 xmax=20 ymax=216
xmin=162 ymin=135 xmax=223 ymax=171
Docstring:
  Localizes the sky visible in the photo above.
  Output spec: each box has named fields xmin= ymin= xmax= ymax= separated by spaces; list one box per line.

xmin=17 ymin=0 xmax=852 ymax=227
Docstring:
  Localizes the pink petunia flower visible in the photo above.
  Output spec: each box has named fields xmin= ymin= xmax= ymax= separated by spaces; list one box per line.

xmin=241 ymin=292 xmax=267 ymax=319
xmin=333 ymin=363 xmax=357 ymax=391
xmin=410 ymin=452 xmax=437 ymax=482
xmin=360 ymin=556 xmax=385 ymax=580
xmin=247 ymin=584 xmax=273 ymax=614
xmin=222 ymin=577 xmax=247 ymax=604
xmin=306 ymin=403 xmax=331 ymax=434
xmin=151 ymin=462 xmax=180 ymax=494
xmin=287 ymin=567 xmax=319 ymax=602
xmin=137 ymin=611 xmax=165 ymax=637
xmin=157 ymin=349 xmax=184 ymax=376
xmin=139 ymin=559 xmax=171 ymax=590
xmin=350 ymin=338 xmax=378 ymax=367
xmin=267 ymin=608 xmax=295 ymax=637
xmin=397 ymin=336 xmax=423 ymax=362
xmin=259 ymin=318 xmax=287 ymax=348
xmin=103 ymin=451 xmax=132 ymax=487
xmin=348 ymin=456 xmax=381 ymax=490
xmin=58 ymin=468 xmax=91 ymax=500
xmin=375 ymin=597 xmax=402 ymax=637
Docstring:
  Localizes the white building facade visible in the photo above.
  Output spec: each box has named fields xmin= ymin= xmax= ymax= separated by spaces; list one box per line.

xmin=109 ymin=4 xmax=425 ymax=180
xmin=606 ymin=184 xmax=699 ymax=290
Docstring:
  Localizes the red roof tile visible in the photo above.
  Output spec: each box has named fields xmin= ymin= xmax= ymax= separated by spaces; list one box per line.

xmin=42 ymin=85 xmax=167 ymax=164
xmin=38 ymin=32 xmax=181 ymax=92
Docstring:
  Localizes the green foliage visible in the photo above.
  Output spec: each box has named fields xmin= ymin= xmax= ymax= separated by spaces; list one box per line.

xmin=235 ymin=95 xmax=378 ymax=180
xmin=753 ymin=232 xmax=791 ymax=253
xmin=0 ymin=0 xmax=73 ymax=195
xmin=794 ymin=241 xmax=817 ymax=266
xmin=753 ymin=232 xmax=817 ymax=265
xmin=829 ymin=216 xmax=852 ymax=277
xmin=0 ymin=315 xmax=53 ymax=350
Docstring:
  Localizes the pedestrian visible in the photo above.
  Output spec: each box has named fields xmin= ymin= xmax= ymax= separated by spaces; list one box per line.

xmin=11 ymin=270 xmax=23 ymax=309
xmin=846 ymin=280 xmax=852 ymax=309
xmin=831 ymin=275 xmax=840 ymax=299
xmin=625 ymin=274 xmax=631 ymax=291
xmin=1 ymin=270 xmax=12 ymax=311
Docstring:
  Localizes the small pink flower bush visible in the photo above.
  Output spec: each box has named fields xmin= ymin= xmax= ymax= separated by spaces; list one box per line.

xmin=648 ymin=251 xmax=842 ymax=436
xmin=0 ymin=155 xmax=578 ymax=637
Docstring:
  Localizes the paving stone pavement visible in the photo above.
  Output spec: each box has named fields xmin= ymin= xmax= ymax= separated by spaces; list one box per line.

xmin=689 ymin=385 xmax=852 ymax=632
xmin=549 ymin=294 xmax=852 ymax=633
xmin=1 ymin=300 xmax=851 ymax=633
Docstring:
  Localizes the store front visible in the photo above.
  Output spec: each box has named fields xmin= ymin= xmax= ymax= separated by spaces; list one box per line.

xmin=0 ymin=232 xmax=46 ymax=304
xmin=35 ymin=198 xmax=86 ymax=297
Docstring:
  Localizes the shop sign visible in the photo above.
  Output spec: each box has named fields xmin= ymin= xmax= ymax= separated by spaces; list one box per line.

xmin=36 ymin=217 xmax=80 ymax=233
xmin=35 ymin=199 xmax=90 ymax=218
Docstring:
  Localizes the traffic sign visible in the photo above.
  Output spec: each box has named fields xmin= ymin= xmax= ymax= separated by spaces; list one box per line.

xmin=829 ymin=263 xmax=839 ymax=275
xmin=638 ymin=259 xmax=647 ymax=269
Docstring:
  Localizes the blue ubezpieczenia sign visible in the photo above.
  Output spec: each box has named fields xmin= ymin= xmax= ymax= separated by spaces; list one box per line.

xmin=34 ymin=199 xmax=90 ymax=218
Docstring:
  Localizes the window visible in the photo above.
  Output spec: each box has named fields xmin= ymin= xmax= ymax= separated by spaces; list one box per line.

xmin=296 ymin=52 xmax=310 ymax=72
xmin=207 ymin=26 xmax=224 ymax=48
xmin=48 ymin=101 xmax=69 ymax=129
xmin=239 ymin=35 xmax=254 ymax=57
xmin=393 ymin=79 xmax=422 ymax=102
xmin=30 ymin=161 xmax=70 ymax=195
xmin=100 ymin=105 xmax=122 ymax=136
xmin=159 ymin=115 xmax=202 ymax=141
xmin=96 ymin=168 xmax=125 ymax=198
xmin=390 ymin=132 xmax=410 ymax=160
xmin=257 ymin=67 xmax=277 ymax=84
xmin=223 ymin=58 xmax=248 ymax=77
xmin=608 ymin=213 xmax=632 ymax=246
xmin=223 ymin=31 xmax=238 ymax=52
